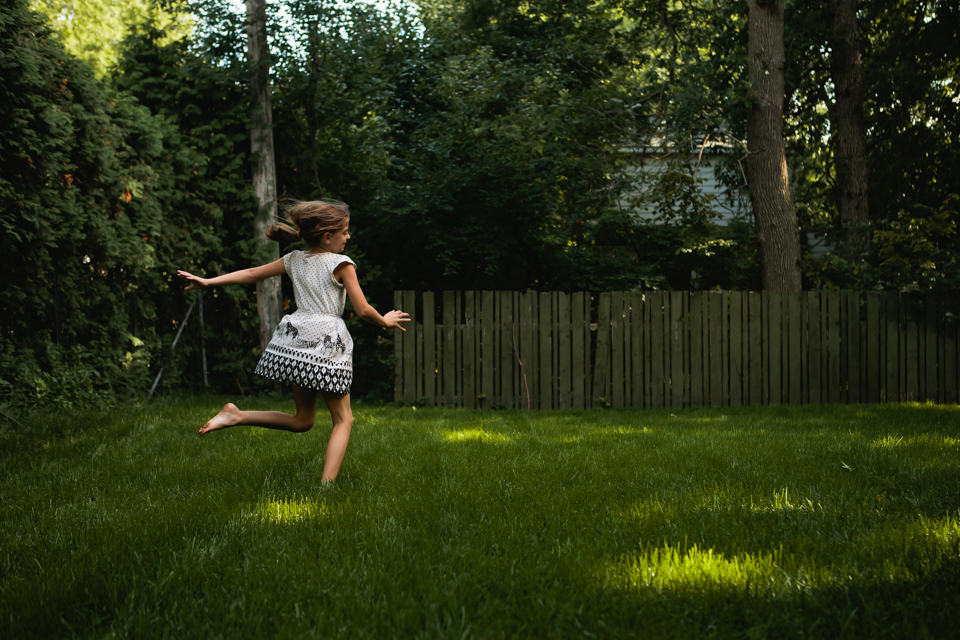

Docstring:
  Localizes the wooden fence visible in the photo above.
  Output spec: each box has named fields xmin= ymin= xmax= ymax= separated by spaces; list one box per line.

xmin=392 ymin=291 xmax=960 ymax=409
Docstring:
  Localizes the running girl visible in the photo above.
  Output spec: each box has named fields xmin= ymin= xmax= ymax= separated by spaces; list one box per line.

xmin=177 ymin=200 xmax=409 ymax=483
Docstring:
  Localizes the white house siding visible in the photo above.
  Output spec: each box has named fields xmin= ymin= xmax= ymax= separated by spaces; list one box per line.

xmin=617 ymin=149 xmax=833 ymax=257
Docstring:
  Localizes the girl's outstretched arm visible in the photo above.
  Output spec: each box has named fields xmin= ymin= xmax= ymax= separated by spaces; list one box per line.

xmin=178 ymin=258 xmax=286 ymax=290
xmin=337 ymin=264 xmax=410 ymax=331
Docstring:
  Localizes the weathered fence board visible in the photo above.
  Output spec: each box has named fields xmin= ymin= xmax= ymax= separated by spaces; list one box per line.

xmin=392 ymin=291 xmax=960 ymax=409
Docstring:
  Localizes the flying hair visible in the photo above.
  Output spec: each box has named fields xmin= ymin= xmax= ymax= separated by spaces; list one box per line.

xmin=266 ymin=199 xmax=350 ymax=246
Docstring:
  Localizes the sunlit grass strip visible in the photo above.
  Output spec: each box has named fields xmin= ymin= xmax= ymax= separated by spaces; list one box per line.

xmin=251 ymin=495 xmax=332 ymax=525
xmin=602 ymin=512 xmax=960 ymax=595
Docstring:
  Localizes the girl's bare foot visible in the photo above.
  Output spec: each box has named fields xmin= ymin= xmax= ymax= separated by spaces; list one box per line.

xmin=199 ymin=403 xmax=242 ymax=435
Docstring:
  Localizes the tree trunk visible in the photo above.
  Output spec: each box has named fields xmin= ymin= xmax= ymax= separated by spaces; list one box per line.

xmin=745 ymin=0 xmax=802 ymax=292
xmin=245 ymin=0 xmax=280 ymax=351
xmin=829 ymin=0 xmax=869 ymax=249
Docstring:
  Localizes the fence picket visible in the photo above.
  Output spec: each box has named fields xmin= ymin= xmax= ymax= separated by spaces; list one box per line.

xmin=925 ymin=293 xmax=937 ymax=402
xmin=826 ymin=292 xmax=841 ymax=404
xmin=808 ymin=292 xmax=822 ymax=404
xmin=884 ymin=292 xmax=899 ymax=403
xmin=499 ymin=292 xmax=513 ymax=408
xmin=622 ymin=293 xmax=633 ymax=408
xmin=846 ymin=292 xmax=861 ymax=403
xmin=423 ymin=292 xmax=436 ymax=405
xmin=708 ymin=292 xmax=723 ymax=406
xmin=464 ymin=292 xmax=476 ymax=409
xmin=593 ymin=293 xmax=611 ymax=407
xmin=729 ymin=292 xmax=743 ymax=406
xmin=748 ymin=292 xmax=762 ymax=405
xmin=394 ymin=290 xmax=403 ymax=403
xmin=945 ymin=296 xmax=958 ymax=403
xmin=443 ymin=291 xmax=456 ymax=406
xmin=649 ymin=293 xmax=664 ymax=408
xmin=670 ymin=292 xmax=685 ymax=407
xmin=571 ymin=292 xmax=585 ymax=409
xmin=558 ymin=293 xmax=571 ymax=409
xmin=766 ymin=293 xmax=782 ymax=404
xmin=690 ymin=292 xmax=704 ymax=408
xmin=867 ymin=293 xmax=880 ymax=403
xmin=787 ymin=293 xmax=802 ymax=405
xmin=481 ymin=291 xmax=494 ymax=408
xmin=610 ymin=293 xmax=624 ymax=408
xmin=539 ymin=293 xmax=553 ymax=410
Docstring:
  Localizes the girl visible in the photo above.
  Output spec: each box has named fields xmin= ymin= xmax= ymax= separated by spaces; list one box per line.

xmin=177 ymin=200 xmax=409 ymax=483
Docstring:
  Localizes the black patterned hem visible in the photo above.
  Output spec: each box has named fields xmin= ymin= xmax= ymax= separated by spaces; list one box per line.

xmin=254 ymin=351 xmax=352 ymax=394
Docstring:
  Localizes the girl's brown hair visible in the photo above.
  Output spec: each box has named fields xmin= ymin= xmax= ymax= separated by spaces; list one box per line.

xmin=266 ymin=200 xmax=350 ymax=246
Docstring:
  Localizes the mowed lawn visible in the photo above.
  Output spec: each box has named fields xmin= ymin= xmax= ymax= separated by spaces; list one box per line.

xmin=1 ymin=399 xmax=959 ymax=639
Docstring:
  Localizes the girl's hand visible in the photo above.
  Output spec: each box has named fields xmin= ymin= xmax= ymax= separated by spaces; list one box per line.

xmin=177 ymin=270 xmax=209 ymax=291
xmin=383 ymin=310 xmax=411 ymax=331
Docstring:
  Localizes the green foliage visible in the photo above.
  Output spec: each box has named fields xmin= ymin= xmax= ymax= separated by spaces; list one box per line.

xmin=28 ymin=0 xmax=192 ymax=74
xmin=2 ymin=400 xmax=959 ymax=636
xmin=1 ymin=0 xmax=173 ymax=403
xmin=806 ymin=194 xmax=960 ymax=292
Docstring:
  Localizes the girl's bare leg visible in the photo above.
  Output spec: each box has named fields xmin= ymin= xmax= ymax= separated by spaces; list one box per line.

xmin=199 ymin=385 xmax=318 ymax=435
xmin=318 ymin=390 xmax=354 ymax=483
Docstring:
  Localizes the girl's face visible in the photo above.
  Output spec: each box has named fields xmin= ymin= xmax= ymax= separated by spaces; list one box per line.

xmin=323 ymin=221 xmax=350 ymax=253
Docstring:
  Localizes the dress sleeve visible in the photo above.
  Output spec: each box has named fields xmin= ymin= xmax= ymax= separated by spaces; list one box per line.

xmin=282 ymin=250 xmax=299 ymax=275
xmin=330 ymin=255 xmax=357 ymax=288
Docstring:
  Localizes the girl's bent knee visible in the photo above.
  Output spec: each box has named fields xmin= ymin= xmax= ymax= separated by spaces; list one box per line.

xmin=293 ymin=417 xmax=314 ymax=432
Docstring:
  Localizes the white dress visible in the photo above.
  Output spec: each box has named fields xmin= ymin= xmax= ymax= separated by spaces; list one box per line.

xmin=254 ymin=251 xmax=356 ymax=394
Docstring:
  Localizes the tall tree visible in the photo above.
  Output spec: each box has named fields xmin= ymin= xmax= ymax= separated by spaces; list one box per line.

xmin=745 ymin=0 xmax=801 ymax=291
xmin=829 ymin=0 xmax=869 ymax=248
xmin=245 ymin=0 xmax=280 ymax=350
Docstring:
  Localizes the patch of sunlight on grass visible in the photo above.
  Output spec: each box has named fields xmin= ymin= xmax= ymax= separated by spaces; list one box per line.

xmin=590 ymin=426 xmax=651 ymax=437
xmin=872 ymin=433 xmax=959 ymax=448
xmin=601 ymin=543 xmax=785 ymax=594
xmin=690 ymin=415 xmax=730 ymax=423
xmin=251 ymin=496 xmax=329 ymax=524
xmin=441 ymin=428 xmax=513 ymax=444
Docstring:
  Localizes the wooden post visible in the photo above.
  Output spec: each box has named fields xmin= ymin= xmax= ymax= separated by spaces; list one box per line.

xmin=571 ymin=292 xmax=586 ymax=409
xmin=630 ymin=292 xmax=645 ymax=408
xmin=443 ymin=291 xmax=456 ymax=407
xmin=708 ymin=292 xmax=724 ymax=406
xmin=924 ymin=293 xmax=938 ymax=402
xmin=481 ymin=291 xmax=494 ymax=408
xmin=884 ymin=291 xmax=899 ymax=403
xmin=748 ymin=292 xmax=762 ymax=405
xmin=403 ymin=290 xmax=417 ymax=405
xmin=423 ymin=292 xmax=436 ymax=406
xmin=558 ymin=292 xmax=571 ymax=409
xmin=499 ymin=292 xmax=514 ymax=408
xmin=592 ymin=293 xmax=611 ymax=407
xmin=729 ymin=292 xmax=743 ymax=406
xmin=788 ymin=293 xmax=802 ymax=405
xmin=846 ymin=292 xmax=861 ymax=403
xmin=690 ymin=292 xmax=704 ymax=408
xmin=649 ymin=292 xmax=664 ymax=408
xmin=670 ymin=291 xmax=684 ymax=407
xmin=767 ymin=292 xmax=782 ymax=405
xmin=464 ymin=291 xmax=476 ymax=409
xmin=611 ymin=293 xmax=624 ymax=408
xmin=808 ymin=292 xmax=822 ymax=404
xmin=394 ymin=290 xmax=402 ymax=403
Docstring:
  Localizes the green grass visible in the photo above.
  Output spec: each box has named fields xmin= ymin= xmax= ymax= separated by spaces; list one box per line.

xmin=1 ymin=399 xmax=959 ymax=638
